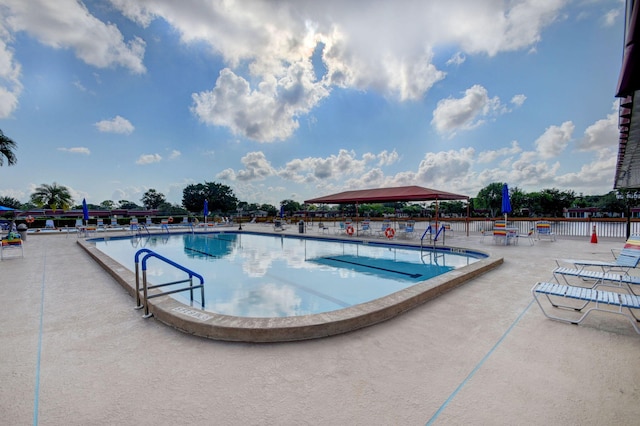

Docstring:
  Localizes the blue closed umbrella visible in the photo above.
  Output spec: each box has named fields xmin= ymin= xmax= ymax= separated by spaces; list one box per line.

xmin=280 ymin=205 xmax=284 ymax=218
xmin=204 ymin=199 xmax=209 ymax=224
xmin=501 ymin=183 xmax=512 ymax=221
xmin=82 ymin=198 xmax=89 ymax=224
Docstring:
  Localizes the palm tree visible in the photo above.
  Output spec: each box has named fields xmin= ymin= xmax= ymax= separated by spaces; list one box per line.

xmin=30 ymin=182 xmax=73 ymax=209
xmin=0 ymin=129 xmax=17 ymax=167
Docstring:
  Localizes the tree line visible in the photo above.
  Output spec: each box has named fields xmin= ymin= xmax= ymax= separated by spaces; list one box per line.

xmin=1 ymin=131 xmax=638 ymax=219
xmin=2 ymin=180 xmax=640 ymax=220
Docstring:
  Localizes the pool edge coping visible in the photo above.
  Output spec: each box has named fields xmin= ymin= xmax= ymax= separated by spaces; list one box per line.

xmin=76 ymin=232 xmax=503 ymax=342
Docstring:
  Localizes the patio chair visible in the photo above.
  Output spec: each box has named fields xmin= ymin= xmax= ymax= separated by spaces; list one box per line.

xmin=536 ymin=221 xmax=556 ymax=241
xmin=334 ymin=222 xmax=347 ymax=235
xmin=360 ymin=221 xmax=371 ymax=236
xmin=45 ymin=219 xmax=55 ymax=230
xmin=401 ymin=221 xmax=416 ymax=239
xmin=109 ymin=217 xmax=119 ymax=228
xmin=97 ymin=218 xmax=105 ymax=231
xmin=532 ymin=281 xmax=640 ymax=334
xmin=558 ymin=235 xmax=640 ymax=273
xmin=1 ymin=235 xmax=23 ymax=260
xmin=516 ymin=228 xmax=535 ymax=246
xmin=376 ymin=220 xmax=391 ymax=237
xmin=318 ymin=222 xmax=329 ymax=234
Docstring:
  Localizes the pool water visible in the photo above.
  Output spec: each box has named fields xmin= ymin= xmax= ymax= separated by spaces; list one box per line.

xmin=94 ymin=232 xmax=483 ymax=318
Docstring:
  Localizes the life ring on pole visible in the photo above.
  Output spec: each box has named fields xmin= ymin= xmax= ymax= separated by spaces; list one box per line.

xmin=346 ymin=225 xmax=354 ymax=236
xmin=168 ymin=216 xmax=174 ymax=223
xmin=25 ymin=215 xmax=35 ymax=224
xmin=385 ymin=227 xmax=395 ymax=239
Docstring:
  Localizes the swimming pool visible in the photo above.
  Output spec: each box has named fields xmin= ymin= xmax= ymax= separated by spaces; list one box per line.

xmin=94 ymin=232 xmax=482 ymax=316
xmin=81 ymin=231 xmax=500 ymax=342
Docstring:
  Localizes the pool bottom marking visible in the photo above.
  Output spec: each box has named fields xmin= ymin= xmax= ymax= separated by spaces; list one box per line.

xmin=321 ymin=256 xmax=423 ymax=279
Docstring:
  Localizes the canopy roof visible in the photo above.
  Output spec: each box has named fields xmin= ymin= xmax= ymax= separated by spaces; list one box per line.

xmin=304 ymin=185 xmax=468 ymax=204
xmin=615 ymin=0 xmax=640 ymax=189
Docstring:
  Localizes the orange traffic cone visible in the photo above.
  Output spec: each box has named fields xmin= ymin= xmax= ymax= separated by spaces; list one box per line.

xmin=590 ymin=224 xmax=598 ymax=244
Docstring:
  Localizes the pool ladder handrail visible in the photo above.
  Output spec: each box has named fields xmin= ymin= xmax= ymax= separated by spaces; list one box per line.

xmin=134 ymin=248 xmax=205 ymax=318
xmin=420 ymin=224 xmax=447 ymax=253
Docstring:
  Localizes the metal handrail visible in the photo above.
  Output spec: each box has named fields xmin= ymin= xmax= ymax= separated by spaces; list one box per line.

xmin=134 ymin=248 xmax=205 ymax=318
xmin=420 ymin=225 xmax=447 ymax=253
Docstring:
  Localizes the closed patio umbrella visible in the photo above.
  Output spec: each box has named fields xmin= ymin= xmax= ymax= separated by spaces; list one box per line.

xmin=204 ymin=199 xmax=209 ymax=224
xmin=82 ymin=198 xmax=89 ymax=225
xmin=501 ymin=183 xmax=512 ymax=222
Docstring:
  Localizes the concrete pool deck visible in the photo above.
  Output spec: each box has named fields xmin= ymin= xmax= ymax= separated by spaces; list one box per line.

xmin=1 ymin=225 xmax=639 ymax=425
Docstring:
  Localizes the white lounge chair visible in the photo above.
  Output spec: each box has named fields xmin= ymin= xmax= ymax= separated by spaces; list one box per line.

xmin=45 ymin=219 xmax=55 ymax=230
xmin=558 ymin=235 xmax=640 ymax=273
xmin=532 ymin=282 xmax=640 ymax=334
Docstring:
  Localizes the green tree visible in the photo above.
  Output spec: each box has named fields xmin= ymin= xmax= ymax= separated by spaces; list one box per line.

xmin=118 ymin=200 xmax=141 ymax=209
xmin=259 ymin=203 xmax=277 ymax=216
xmin=280 ymin=199 xmax=301 ymax=215
xmin=100 ymin=200 xmax=115 ymax=210
xmin=475 ymin=182 xmax=505 ymax=217
xmin=509 ymin=186 xmax=527 ymax=217
xmin=0 ymin=196 xmax=22 ymax=209
xmin=0 ymin=129 xmax=17 ymax=167
xmin=141 ymin=189 xmax=166 ymax=209
xmin=30 ymin=182 xmax=73 ymax=209
xmin=539 ymin=188 xmax=575 ymax=217
xmin=182 ymin=181 xmax=237 ymax=213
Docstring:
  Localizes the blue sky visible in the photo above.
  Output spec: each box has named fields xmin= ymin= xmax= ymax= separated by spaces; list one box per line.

xmin=0 ymin=0 xmax=627 ymax=207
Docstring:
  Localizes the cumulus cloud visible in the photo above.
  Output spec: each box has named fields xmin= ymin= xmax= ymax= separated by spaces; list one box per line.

xmin=534 ymin=121 xmax=575 ymax=159
xmin=235 ymin=152 xmax=276 ymax=181
xmin=431 ymin=85 xmax=509 ymax=135
xmin=446 ymin=52 xmax=466 ymax=66
xmin=0 ymin=37 xmax=22 ymax=118
xmin=109 ymin=0 xmax=565 ymax=141
xmin=168 ymin=150 xmax=181 ymax=160
xmin=477 ymin=141 xmax=522 ymax=163
xmin=135 ymin=153 xmax=162 ymax=165
xmin=57 ymin=147 xmax=90 ymax=155
xmin=576 ymin=104 xmax=618 ymax=152
xmin=94 ymin=115 xmax=135 ymax=134
xmin=1 ymin=0 xmax=145 ymax=73
xmin=511 ymin=94 xmax=527 ymax=107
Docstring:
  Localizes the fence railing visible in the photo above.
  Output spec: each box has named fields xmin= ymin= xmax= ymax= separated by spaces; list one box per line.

xmin=436 ymin=218 xmax=640 ymax=239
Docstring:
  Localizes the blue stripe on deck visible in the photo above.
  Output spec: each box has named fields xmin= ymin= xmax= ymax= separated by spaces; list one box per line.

xmin=425 ymin=299 xmax=534 ymax=425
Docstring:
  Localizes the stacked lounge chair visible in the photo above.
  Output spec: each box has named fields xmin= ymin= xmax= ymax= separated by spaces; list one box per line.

xmin=532 ymin=235 xmax=640 ymax=334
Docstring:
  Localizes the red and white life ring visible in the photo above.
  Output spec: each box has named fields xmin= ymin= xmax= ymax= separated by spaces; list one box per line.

xmin=346 ymin=225 xmax=354 ymax=236
xmin=385 ymin=227 xmax=395 ymax=239
xmin=25 ymin=215 xmax=35 ymax=224
xmin=168 ymin=216 xmax=174 ymax=223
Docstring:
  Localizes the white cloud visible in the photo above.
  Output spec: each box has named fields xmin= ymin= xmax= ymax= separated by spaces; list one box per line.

xmin=135 ymin=153 xmax=162 ymax=165
xmin=576 ymin=104 xmax=618 ymax=152
xmin=534 ymin=121 xmax=575 ymax=159
xmin=0 ymin=36 xmax=22 ymax=118
xmin=431 ymin=85 xmax=507 ymax=135
xmin=511 ymin=94 xmax=526 ymax=107
xmin=216 ymin=168 xmax=236 ymax=180
xmin=168 ymin=150 xmax=181 ymax=160
xmin=602 ymin=9 xmax=620 ymax=27
xmin=110 ymin=0 xmax=565 ymax=140
xmin=95 ymin=115 xmax=135 ymax=134
xmin=446 ymin=52 xmax=466 ymax=67
xmin=1 ymin=0 xmax=145 ymax=73
xmin=235 ymin=151 xmax=276 ymax=181
xmin=58 ymin=147 xmax=90 ymax=155
xmin=477 ymin=141 xmax=522 ymax=163
xmin=191 ymin=67 xmax=329 ymax=142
